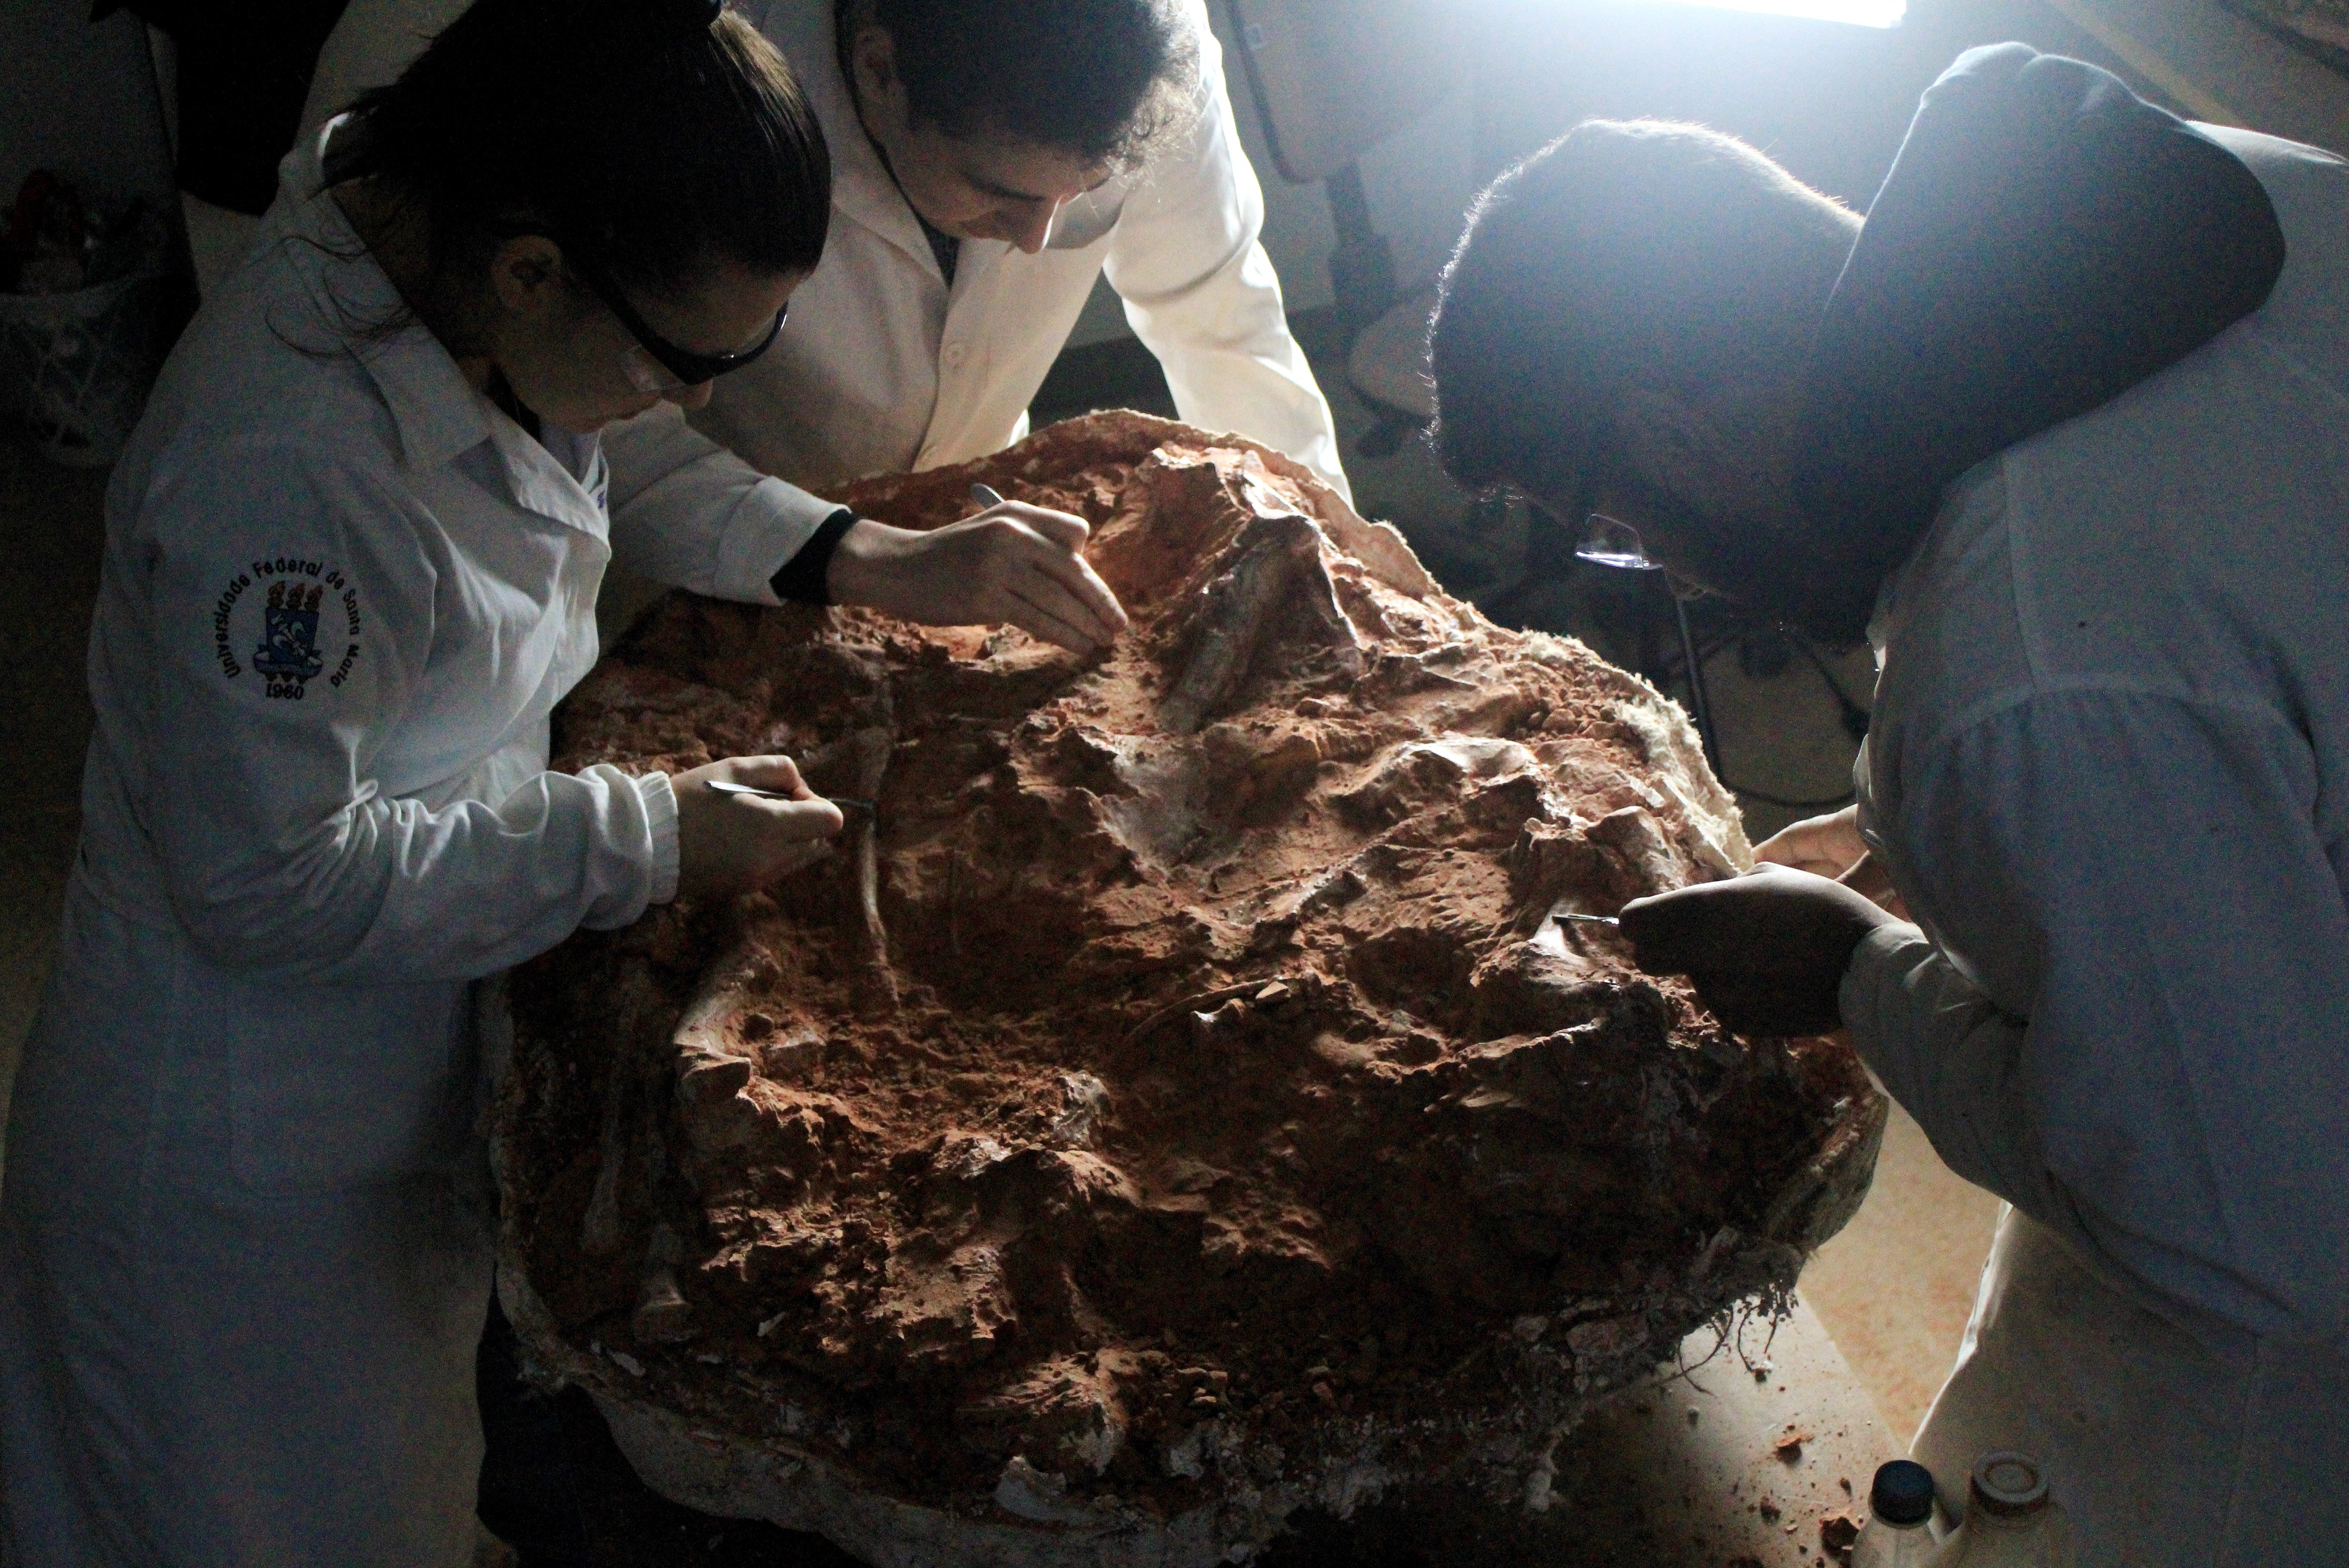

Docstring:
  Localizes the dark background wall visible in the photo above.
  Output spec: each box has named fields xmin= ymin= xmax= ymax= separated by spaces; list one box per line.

xmin=0 ymin=5 xmax=176 ymax=221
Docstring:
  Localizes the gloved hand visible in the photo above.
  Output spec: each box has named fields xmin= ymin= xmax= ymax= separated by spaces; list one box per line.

xmin=826 ymin=503 xmax=1129 ymax=655
xmin=673 ymin=755 xmax=845 ymax=900
xmin=1618 ymin=862 xmax=1903 ymax=1036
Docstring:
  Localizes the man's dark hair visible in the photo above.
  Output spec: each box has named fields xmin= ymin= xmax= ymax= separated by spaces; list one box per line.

xmin=335 ymin=0 xmax=832 ymax=295
xmin=1429 ymin=120 xmax=1855 ymax=506
xmin=865 ymin=0 xmax=1198 ymax=166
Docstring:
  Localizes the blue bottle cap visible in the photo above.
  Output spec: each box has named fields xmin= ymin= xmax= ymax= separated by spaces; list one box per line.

xmin=1870 ymin=1459 xmax=1937 ymax=1527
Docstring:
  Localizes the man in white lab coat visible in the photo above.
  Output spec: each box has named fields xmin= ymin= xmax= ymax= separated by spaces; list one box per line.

xmin=301 ymin=0 xmax=1351 ymax=632
xmin=1428 ymin=44 xmax=2349 ymax=1566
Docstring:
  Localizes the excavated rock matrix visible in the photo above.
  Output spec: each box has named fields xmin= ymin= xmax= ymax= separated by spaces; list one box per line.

xmin=497 ymin=412 xmax=1883 ymax=1550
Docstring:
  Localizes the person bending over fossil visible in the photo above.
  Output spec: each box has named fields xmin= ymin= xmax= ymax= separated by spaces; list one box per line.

xmin=1428 ymin=44 xmax=2349 ymax=1565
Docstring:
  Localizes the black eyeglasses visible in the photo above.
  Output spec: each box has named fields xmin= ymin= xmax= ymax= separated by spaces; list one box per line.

xmin=580 ymin=265 xmax=784 ymax=391
xmin=518 ymin=234 xmax=787 ymax=392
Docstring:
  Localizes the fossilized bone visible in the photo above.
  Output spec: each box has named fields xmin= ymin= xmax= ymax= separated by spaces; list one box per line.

xmin=580 ymin=1061 xmax=636 ymax=1256
xmin=840 ymin=725 xmax=897 ymax=1013
xmin=634 ymin=1222 xmax=694 ymax=1343
xmin=1159 ymin=512 xmax=1365 ymax=736
xmin=1242 ymin=477 xmax=1367 ymax=675
xmin=789 ymin=714 xmax=900 ymax=1013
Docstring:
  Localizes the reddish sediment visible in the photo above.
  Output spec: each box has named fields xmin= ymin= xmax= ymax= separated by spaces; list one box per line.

xmin=496 ymin=412 xmax=1882 ymax=1535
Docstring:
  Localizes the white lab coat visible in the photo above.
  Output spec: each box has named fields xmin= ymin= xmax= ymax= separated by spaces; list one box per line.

xmin=1837 ymin=124 xmax=2349 ymax=1563
xmin=0 ymin=126 xmax=757 ymax=1566
xmin=297 ymin=0 xmax=1350 ymax=600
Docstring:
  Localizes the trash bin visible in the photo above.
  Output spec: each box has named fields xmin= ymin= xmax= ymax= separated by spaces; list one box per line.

xmin=0 ymin=265 xmax=172 ymax=467
xmin=0 ymin=171 xmax=176 ymax=468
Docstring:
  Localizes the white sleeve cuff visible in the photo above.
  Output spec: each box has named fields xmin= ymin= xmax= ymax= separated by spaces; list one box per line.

xmin=638 ymin=770 xmax=680 ymax=906
xmin=713 ymin=476 xmax=847 ymax=606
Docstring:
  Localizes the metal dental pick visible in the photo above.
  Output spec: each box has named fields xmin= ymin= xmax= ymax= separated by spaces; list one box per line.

xmin=707 ymin=780 xmax=874 ymax=814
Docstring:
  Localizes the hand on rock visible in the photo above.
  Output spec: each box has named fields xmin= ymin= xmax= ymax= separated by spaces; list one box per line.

xmin=1754 ymin=804 xmax=1908 ymax=918
xmin=1617 ymin=862 xmax=1903 ymax=1036
xmin=1752 ymin=805 xmax=1867 ymax=879
xmin=825 ymin=507 xmax=1129 ymax=655
xmin=673 ymin=755 xmax=844 ymax=901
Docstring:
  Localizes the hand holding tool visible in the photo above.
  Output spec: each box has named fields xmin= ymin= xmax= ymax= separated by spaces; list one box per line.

xmin=1556 ymin=852 xmax=1886 ymax=933
xmin=708 ymin=780 xmax=874 ymax=814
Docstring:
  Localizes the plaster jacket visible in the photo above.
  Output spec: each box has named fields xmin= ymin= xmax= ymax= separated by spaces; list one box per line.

xmin=604 ymin=0 xmax=1349 ymax=603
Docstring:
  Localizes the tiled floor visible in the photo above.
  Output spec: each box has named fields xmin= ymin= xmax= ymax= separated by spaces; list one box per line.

xmin=1805 ymin=1100 xmax=2003 ymax=1440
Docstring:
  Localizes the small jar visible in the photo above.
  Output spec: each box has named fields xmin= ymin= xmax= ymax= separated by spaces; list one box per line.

xmin=1926 ymin=1451 xmax=2073 ymax=1568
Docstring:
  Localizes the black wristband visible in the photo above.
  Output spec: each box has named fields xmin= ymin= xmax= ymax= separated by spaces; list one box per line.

xmin=770 ymin=508 xmax=859 ymax=605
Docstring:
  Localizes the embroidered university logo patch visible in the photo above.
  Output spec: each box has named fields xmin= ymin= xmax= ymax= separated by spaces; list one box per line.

xmin=254 ymin=581 xmax=325 ymax=682
xmin=212 ymin=556 xmax=362 ymax=701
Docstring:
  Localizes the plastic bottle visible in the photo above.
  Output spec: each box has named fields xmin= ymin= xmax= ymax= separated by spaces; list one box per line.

xmin=1926 ymin=1451 xmax=2074 ymax=1567
xmin=1853 ymin=1459 xmax=1942 ymax=1568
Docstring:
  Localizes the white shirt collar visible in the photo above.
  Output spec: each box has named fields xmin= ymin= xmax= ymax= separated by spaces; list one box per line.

xmin=266 ymin=118 xmax=496 ymax=477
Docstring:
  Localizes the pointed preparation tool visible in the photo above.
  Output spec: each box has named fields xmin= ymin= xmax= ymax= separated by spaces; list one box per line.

xmin=707 ymin=780 xmax=873 ymax=814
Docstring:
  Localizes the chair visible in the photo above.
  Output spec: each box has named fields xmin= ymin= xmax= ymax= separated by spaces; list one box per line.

xmin=1221 ymin=0 xmax=1465 ymax=451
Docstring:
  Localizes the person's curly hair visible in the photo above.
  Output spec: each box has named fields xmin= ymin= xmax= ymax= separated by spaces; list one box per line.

xmin=859 ymin=0 xmax=1201 ymax=168
xmin=1429 ymin=118 xmax=1855 ymax=506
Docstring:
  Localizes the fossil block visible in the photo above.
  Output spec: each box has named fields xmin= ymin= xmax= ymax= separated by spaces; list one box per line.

xmin=493 ymin=412 xmax=1883 ymax=1567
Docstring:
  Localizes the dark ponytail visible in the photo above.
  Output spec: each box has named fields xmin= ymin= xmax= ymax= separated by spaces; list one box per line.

xmin=333 ymin=0 xmax=830 ymax=294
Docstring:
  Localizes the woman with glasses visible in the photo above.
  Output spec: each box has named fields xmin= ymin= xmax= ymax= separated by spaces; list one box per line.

xmin=0 ymin=2 xmax=1051 ymax=1562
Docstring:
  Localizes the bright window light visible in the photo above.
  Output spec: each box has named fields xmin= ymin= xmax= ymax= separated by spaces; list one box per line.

xmin=1624 ymin=0 xmax=1906 ymax=26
